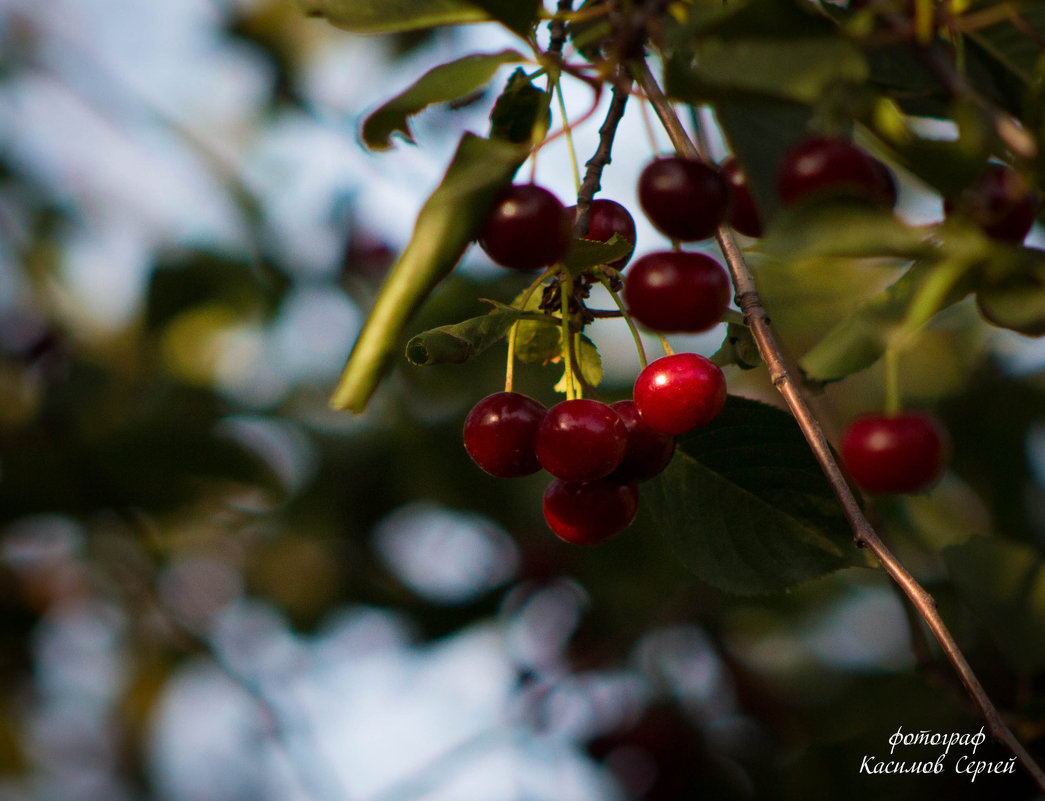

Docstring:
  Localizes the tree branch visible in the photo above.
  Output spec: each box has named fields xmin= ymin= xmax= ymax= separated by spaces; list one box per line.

xmin=632 ymin=58 xmax=1045 ymax=793
xmin=573 ymin=71 xmax=632 ymax=236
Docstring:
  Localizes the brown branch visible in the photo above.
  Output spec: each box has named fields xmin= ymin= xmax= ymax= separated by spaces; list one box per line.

xmin=632 ymin=59 xmax=1045 ymax=793
xmin=573 ymin=71 xmax=632 ymax=237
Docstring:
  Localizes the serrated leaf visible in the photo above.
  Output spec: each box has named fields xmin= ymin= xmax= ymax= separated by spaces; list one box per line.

xmin=944 ymin=537 xmax=1045 ymax=673
xmin=330 ymin=134 xmax=528 ymax=412
xmin=761 ymin=198 xmax=934 ymax=260
xmin=976 ymin=247 xmax=1045 ymax=337
xmin=561 ymin=234 xmax=634 ymax=276
xmin=362 ymin=50 xmax=524 ymax=150
xmin=643 ymin=396 xmax=863 ymax=595
xmin=298 ymin=0 xmax=487 ymax=33
xmin=489 ymin=68 xmax=551 ymax=144
xmin=405 ymin=309 xmax=518 ymax=366
xmin=666 ymin=38 xmax=867 ymax=105
xmin=554 ymin=334 xmax=602 ymax=393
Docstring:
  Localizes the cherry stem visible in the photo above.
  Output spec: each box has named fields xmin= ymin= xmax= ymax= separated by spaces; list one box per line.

xmin=505 ymin=267 xmax=558 ymax=393
xmin=560 ymin=272 xmax=577 ymax=400
xmin=884 ymin=347 xmax=901 ymax=416
xmin=598 ymin=270 xmax=647 ymax=368
xmin=635 ymin=56 xmax=1045 ymax=793
xmin=553 ymin=75 xmax=582 ymax=193
xmin=656 ymin=333 xmax=673 ymax=356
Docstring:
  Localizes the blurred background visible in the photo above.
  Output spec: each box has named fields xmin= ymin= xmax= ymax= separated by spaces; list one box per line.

xmin=0 ymin=0 xmax=1043 ymax=799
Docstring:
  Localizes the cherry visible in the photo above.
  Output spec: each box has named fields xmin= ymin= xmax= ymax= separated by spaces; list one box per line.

xmin=868 ymin=156 xmax=899 ymax=209
xmin=463 ymin=392 xmax=547 ymax=477
xmin=543 ymin=478 xmax=639 ymax=545
xmin=720 ymin=158 xmax=763 ymax=238
xmin=633 ymin=353 xmax=727 ymax=435
xmin=776 ymin=138 xmax=892 ymax=206
xmin=607 ymin=400 xmax=675 ymax=483
xmin=567 ymin=198 xmax=637 ymax=269
xmin=624 ymin=251 xmax=730 ymax=333
xmin=535 ymin=398 xmax=627 ymax=482
xmin=638 ymin=157 xmax=729 ymax=241
xmin=841 ymin=412 xmax=949 ymax=494
xmin=943 ymin=164 xmax=1037 ymax=244
xmin=479 ymin=184 xmax=572 ymax=270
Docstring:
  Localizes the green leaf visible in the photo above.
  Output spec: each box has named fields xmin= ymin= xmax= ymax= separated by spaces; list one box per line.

xmin=298 ymin=0 xmax=487 ymax=33
xmin=362 ymin=50 xmax=524 ymax=150
xmin=944 ymin=537 xmax=1045 ymax=673
xmin=554 ymin=334 xmax=602 ymax=393
xmin=644 ymin=396 xmax=863 ymax=595
xmin=510 ymin=283 xmax=560 ymax=364
xmin=465 ymin=0 xmax=540 ymax=36
xmin=405 ymin=309 xmax=518 ymax=366
xmin=330 ymin=133 xmax=528 ymax=412
xmin=489 ymin=68 xmax=551 ymax=144
xmin=561 ymin=234 xmax=634 ymax=276
xmin=967 ymin=5 xmax=1045 ymax=86
xmin=976 ymin=247 xmax=1045 ymax=337
xmin=760 ymin=198 xmax=934 ymax=260
xmin=715 ymin=98 xmax=814 ymax=224
xmin=711 ymin=322 xmax=762 ymax=370
xmin=666 ymin=38 xmax=867 ymax=105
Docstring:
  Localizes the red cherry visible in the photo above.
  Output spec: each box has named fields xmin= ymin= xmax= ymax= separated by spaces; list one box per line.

xmin=542 ymin=478 xmax=639 ymax=545
xmin=463 ymin=392 xmax=547 ymax=477
xmin=720 ymin=158 xmax=763 ymax=238
xmin=776 ymin=138 xmax=890 ymax=206
xmin=638 ymin=157 xmax=729 ymax=241
xmin=479 ymin=184 xmax=572 ymax=270
xmin=607 ymin=400 xmax=675 ymax=483
xmin=634 ymin=353 xmax=727 ymax=435
xmin=841 ymin=412 xmax=949 ymax=494
xmin=567 ymin=198 xmax=637 ymax=269
xmin=868 ymin=156 xmax=899 ymax=209
xmin=624 ymin=251 xmax=730 ymax=333
xmin=944 ymin=164 xmax=1036 ymax=244
xmin=536 ymin=399 xmax=627 ymax=482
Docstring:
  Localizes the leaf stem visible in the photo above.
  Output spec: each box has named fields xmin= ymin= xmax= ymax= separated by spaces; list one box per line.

xmin=554 ymin=75 xmax=582 ymax=193
xmin=634 ymin=57 xmax=1045 ymax=793
xmin=884 ymin=347 xmax=901 ymax=416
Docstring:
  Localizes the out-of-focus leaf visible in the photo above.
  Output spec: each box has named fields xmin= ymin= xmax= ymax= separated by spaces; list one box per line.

xmin=715 ymin=98 xmax=814 ymax=224
xmin=297 ymin=0 xmax=487 ymax=33
xmin=489 ymin=68 xmax=550 ymax=144
xmin=711 ymin=321 xmax=761 ymax=370
xmin=644 ymin=396 xmax=863 ymax=595
xmin=666 ymin=38 xmax=867 ymax=105
xmin=944 ymin=537 xmax=1045 ymax=673
xmin=554 ymin=334 xmax=601 ymax=392
xmin=405 ymin=309 xmax=520 ymax=365
xmin=760 ymin=198 xmax=933 ymax=260
xmin=967 ymin=6 xmax=1045 ymax=85
xmin=466 ymin=0 xmax=540 ymax=36
xmin=976 ymin=247 xmax=1045 ymax=336
xmin=362 ymin=50 xmax=524 ymax=150
xmin=667 ymin=0 xmax=830 ymax=40
xmin=330 ymin=133 xmax=528 ymax=412
xmin=561 ymin=234 xmax=633 ymax=276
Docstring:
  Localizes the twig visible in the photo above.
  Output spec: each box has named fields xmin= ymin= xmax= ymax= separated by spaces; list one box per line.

xmin=573 ymin=71 xmax=632 ymax=236
xmin=633 ymin=59 xmax=1045 ymax=793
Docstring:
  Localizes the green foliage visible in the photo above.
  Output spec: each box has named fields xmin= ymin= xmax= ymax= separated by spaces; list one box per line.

xmin=361 ymin=50 xmax=525 ymax=150
xmin=944 ymin=537 xmax=1045 ymax=673
xmin=404 ymin=309 xmax=520 ymax=365
xmin=560 ymin=234 xmax=633 ymax=276
xmin=488 ymin=68 xmax=551 ymax=143
xmin=975 ymin=246 xmax=1045 ymax=336
xmin=330 ymin=133 xmax=528 ymax=412
xmin=464 ymin=0 xmax=541 ymax=36
xmin=711 ymin=321 xmax=762 ymax=370
xmin=644 ymin=396 xmax=864 ymax=595
xmin=297 ymin=0 xmax=486 ymax=34
xmin=554 ymin=333 xmax=602 ymax=392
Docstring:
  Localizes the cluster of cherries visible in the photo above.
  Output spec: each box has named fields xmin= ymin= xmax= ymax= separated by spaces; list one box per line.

xmin=464 ymin=137 xmax=1038 ymax=542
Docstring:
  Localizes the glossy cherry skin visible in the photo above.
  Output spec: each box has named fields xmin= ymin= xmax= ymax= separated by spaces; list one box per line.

xmin=535 ymin=399 xmax=627 ymax=482
xmin=607 ymin=400 xmax=675 ymax=484
xmin=720 ymin=158 xmax=763 ymax=238
xmin=479 ymin=184 xmax=572 ymax=270
xmin=463 ymin=392 xmax=546 ymax=478
xmin=944 ymin=164 xmax=1037 ymax=244
xmin=567 ymin=198 xmax=637 ymax=269
xmin=624 ymin=251 xmax=730 ymax=333
xmin=543 ymin=478 xmax=639 ymax=545
xmin=776 ymin=138 xmax=890 ymax=206
xmin=638 ymin=157 xmax=729 ymax=241
xmin=634 ymin=353 xmax=727 ymax=435
xmin=841 ymin=412 xmax=949 ymax=494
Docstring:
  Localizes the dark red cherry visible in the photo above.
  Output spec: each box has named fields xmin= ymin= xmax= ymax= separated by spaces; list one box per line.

xmin=479 ymin=184 xmax=572 ymax=270
xmin=535 ymin=399 xmax=627 ymax=482
xmin=624 ymin=251 xmax=730 ymax=333
xmin=607 ymin=400 xmax=675 ymax=483
xmin=776 ymin=138 xmax=889 ymax=206
xmin=841 ymin=412 xmax=949 ymax=494
xmin=720 ymin=158 xmax=763 ymax=238
xmin=944 ymin=164 xmax=1037 ymax=244
xmin=463 ymin=392 xmax=546 ymax=477
xmin=571 ymin=198 xmax=637 ymax=269
xmin=638 ymin=157 xmax=729 ymax=241
xmin=868 ymin=156 xmax=899 ymax=208
xmin=633 ymin=353 xmax=727 ymax=435
xmin=543 ymin=478 xmax=639 ymax=545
